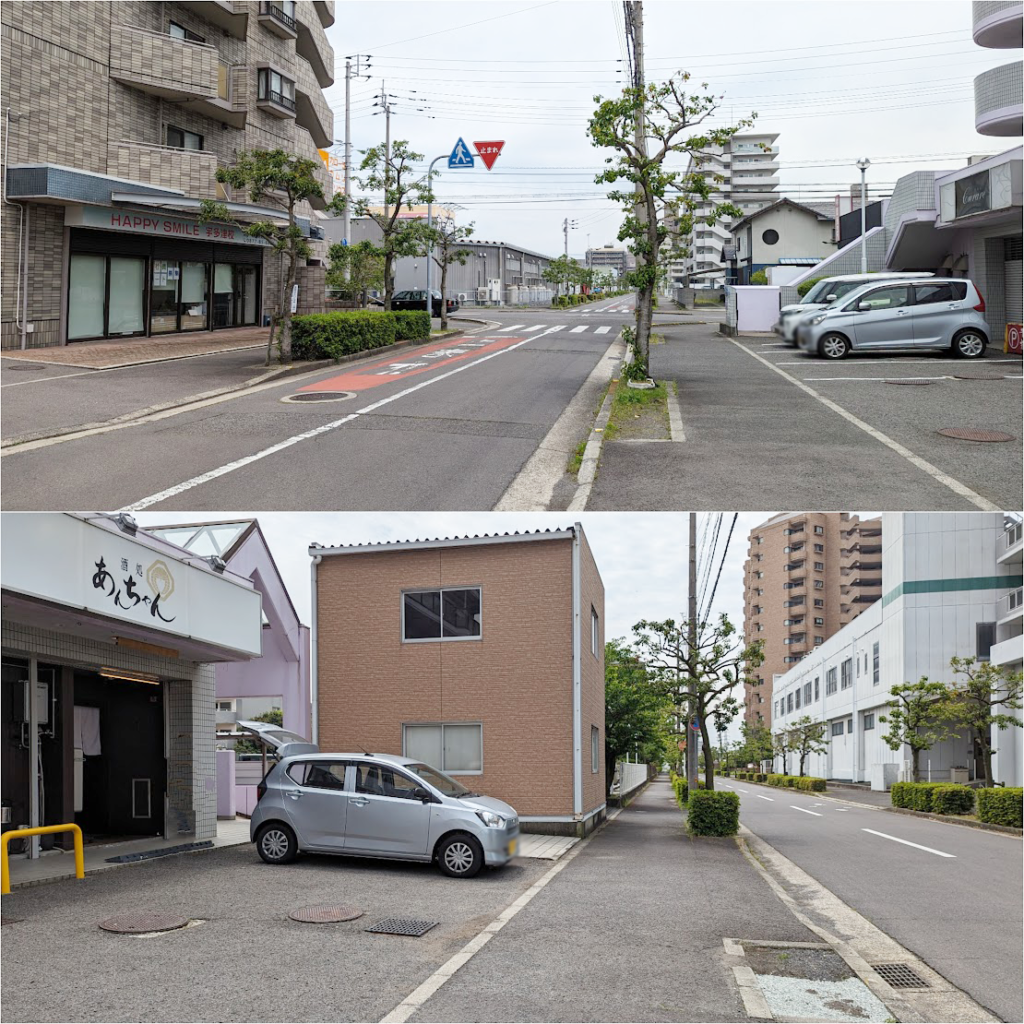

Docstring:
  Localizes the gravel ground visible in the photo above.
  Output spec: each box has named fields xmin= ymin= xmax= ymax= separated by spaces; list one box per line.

xmin=755 ymin=975 xmax=891 ymax=1022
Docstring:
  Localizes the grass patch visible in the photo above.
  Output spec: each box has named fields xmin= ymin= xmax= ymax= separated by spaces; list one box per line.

xmin=567 ymin=439 xmax=588 ymax=475
xmin=604 ymin=379 xmax=669 ymax=441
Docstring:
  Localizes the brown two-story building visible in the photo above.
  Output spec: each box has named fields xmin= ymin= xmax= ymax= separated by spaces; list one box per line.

xmin=310 ymin=525 xmax=606 ymax=836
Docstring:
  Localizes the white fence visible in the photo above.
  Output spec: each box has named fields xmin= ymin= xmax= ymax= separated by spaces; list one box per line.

xmin=613 ymin=760 xmax=649 ymax=797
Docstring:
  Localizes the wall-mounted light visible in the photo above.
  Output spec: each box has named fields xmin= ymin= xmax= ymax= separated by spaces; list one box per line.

xmin=207 ymin=555 xmax=227 ymax=573
xmin=99 ymin=667 xmax=160 ymax=685
xmin=116 ymin=513 xmax=138 ymax=535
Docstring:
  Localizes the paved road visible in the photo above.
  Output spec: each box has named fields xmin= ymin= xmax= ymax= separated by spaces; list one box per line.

xmin=723 ymin=779 xmax=1024 ymax=1023
xmin=1 ymin=300 xmax=634 ymax=511
xmin=589 ymin=322 xmax=1022 ymax=511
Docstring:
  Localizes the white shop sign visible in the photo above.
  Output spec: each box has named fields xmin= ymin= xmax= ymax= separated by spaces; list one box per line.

xmin=64 ymin=205 xmax=271 ymax=246
xmin=0 ymin=514 xmax=263 ymax=657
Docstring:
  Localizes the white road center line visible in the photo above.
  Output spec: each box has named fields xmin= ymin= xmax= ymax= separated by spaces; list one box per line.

xmin=118 ymin=327 xmax=565 ymax=511
xmin=791 ymin=806 xmax=822 ymax=816
xmin=569 ymin=325 xmax=588 ymax=333
xmin=861 ymin=828 xmax=955 ymax=858
xmin=594 ymin=326 xmax=611 ymax=334
xmin=735 ymin=788 xmax=750 ymax=794
xmin=756 ymin=795 xmax=774 ymax=801
xmin=499 ymin=324 xmax=526 ymax=332
xmin=729 ymin=338 xmax=1001 ymax=512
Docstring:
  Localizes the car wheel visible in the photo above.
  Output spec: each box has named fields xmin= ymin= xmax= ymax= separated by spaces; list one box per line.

xmin=817 ymin=333 xmax=851 ymax=360
xmin=437 ymin=833 xmax=483 ymax=878
xmin=256 ymin=822 xmax=297 ymax=865
xmin=952 ymin=329 xmax=986 ymax=359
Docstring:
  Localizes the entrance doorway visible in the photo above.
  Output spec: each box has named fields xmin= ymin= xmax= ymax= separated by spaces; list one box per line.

xmin=212 ymin=264 xmax=260 ymax=329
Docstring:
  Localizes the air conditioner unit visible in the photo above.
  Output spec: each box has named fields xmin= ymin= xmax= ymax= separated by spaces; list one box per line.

xmin=476 ymin=287 xmax=488 ymax=302
xmin=457 ymin=292 xmax=467 ymax=302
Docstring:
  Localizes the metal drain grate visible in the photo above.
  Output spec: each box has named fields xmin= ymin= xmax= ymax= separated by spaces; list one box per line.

xmin=872 ymin=963 xmax=930 ymax=989
xmin=937 ymin=427 xmax=1015 ymax=442
xmin=289 ymin=905 xmax=364 ymax=924
xmin=885 ymin=380 xmax=937 ymax=385
xmin=365 ymin=917 xmax=438 ymax=937
xmin=105 ymin=840 xmax=212 ymax=863
xmin=281 ymin=391 xmax=355 ymax=404
xmin=953 ymin=373 xmax=1004 ymax=381
xmin=99 ymin=912 xmax=189 ymax=934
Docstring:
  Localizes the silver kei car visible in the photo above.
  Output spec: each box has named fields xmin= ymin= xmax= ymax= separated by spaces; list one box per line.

xmin=240 ymin=721 xmax=520 ymax=879
xmin=795 ymin=278 xmax=990 ymax=360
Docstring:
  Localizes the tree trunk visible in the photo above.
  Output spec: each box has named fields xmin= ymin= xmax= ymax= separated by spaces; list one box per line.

xmin=799 ymin=751 xmax=807 ymax=777
xmin=273 ymin=248 xmax=290 ymax=367
xmin=699 ymin=716 xmax=714 ymax=791
xmin=280 ymin=249 xmax=296 ymax=364
xmin=384 ymin=250 xmax=394 ymax=311
xmin=977 ymin=727 xmax=993 ymax=787
xmin=782 ymin=750 xmax=789 ymax=775
xmin=439 ymin=258 xmax=448 ymax=331
xmin=911 ymin=745 xmax=921 ymax=783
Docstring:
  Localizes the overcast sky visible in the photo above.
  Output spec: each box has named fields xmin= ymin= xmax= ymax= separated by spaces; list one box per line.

xmin=321 ymin=0 xmax=1010 ymax=258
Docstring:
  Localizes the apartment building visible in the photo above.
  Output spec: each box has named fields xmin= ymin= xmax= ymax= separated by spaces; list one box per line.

xmin=585 ymin=245 xmax=630 ymax=279
xmin=743 ymin=513 xmax=883 ymax=728
xmin=2 ymin=0 xmax=335 ymax=350
xmin=669 ymin=132 xmax=781 ymax=289
xmin=311 ymin=526 xmax=607 ymax=836
xmin=771 ymin=513 xmax=1023 ymax=788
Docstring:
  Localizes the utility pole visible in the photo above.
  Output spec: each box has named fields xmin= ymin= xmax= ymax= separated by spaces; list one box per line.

xmin=378 ymin=81 xmax=393 ymax=223
xmin=628 ymin=2 xmax=646 ymax=318
xmin=562 ymin=217 xmax=578 ymax=295
xmin=340 ymin=55 xmax=368 ymax=279
xmin=687 ymin=511 xmax=698 ymax=792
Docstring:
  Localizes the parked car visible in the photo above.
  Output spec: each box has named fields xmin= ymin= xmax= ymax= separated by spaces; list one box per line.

xmin=775 ymin=272 xmax=934 ymax=345
xmin=240 ymin=720 xmax=519 ymax=878
xmin=391 ymin=289 xmax=460 ymax=317
xmin=794 ymin=278 xmax=989 ymax=359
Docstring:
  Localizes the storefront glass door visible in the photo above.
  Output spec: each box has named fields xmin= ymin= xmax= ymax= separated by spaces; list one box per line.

xmin=212 ymin=263 xmax=235 ymax=328
xmin=150 ymin=259 xmax=181 ymax=334
xmin=236 ymin=265 xmax=258 ymax=326
xmin=68 ymin=255 xmax=107 ymax=340
xmin=179 ymin=261 xmax=209 ymax=331
xmin=107 ymin=257 xmax=146 ymax=336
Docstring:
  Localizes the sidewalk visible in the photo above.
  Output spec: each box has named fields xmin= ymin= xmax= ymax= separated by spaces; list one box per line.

xmin=409 ymin=776 xmax=818 ymax=1023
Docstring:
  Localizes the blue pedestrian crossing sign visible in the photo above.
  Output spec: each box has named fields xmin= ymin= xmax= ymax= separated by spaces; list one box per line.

xmin=448 ymin=137 xmax=475 ymax=169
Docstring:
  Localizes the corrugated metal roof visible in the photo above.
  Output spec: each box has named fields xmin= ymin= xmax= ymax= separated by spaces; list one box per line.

xmin=310 ymin=526 xmax=578 ymax=557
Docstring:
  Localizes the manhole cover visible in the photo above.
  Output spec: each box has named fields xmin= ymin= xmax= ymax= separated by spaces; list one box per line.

xmin=953 ymin=373 xmax=1004 ymax=381
xmin=289 ymin=905 xmax=364 ymax=924
xmin=937 ymin=427 xmax=1015 ymax=442
xmin=98 ymin=912 xmax=189 ymax=934
xmin=884 ymin=380 xmax=938 ymax=385
xmin=280 ymin=391 xmax=355 ymax=404
xmin=872 ymin=963 xmax=929 ymax=989
xmin=365 ymin=918 xmax=438 ymax=937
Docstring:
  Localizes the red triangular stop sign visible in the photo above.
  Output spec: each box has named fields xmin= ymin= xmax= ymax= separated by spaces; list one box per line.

xmin=473 ymin=141 xmax=505 ymax=171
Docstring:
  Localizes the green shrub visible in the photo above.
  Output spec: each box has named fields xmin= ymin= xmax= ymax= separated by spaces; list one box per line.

xmin=291 ymin=311 xmax=396 ymax=361
xmin=797 ymin=277 xmax=825 ymax=298
xmin=793 ymin=776 xmax=826 ymax=792
xmin=391 ymin=310 xmax=431 ymax=341
xmin=687 ymin=790 xmax=740 ymax=836
xmin=750 ymin=270 xmax=768 ymax=285
xmin=784 ymin=776 xmax=797 ymax=788
xmin=669 ymin=771 xmax=705 ymax=807
xmin=977 ymin=787 xmax=1023 ymax=827
xmin=890 ymin=781 xmax=948 ymax=812
xmin=754 ymin=773 xmax=767 ymax=783
xmin=766 ymin=774 xmax=787 ymax=787
xmin=929 ymin=784 xmax=975 ymax=816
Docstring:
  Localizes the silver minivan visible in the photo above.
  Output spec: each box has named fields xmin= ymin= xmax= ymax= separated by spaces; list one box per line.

xmin=241 ymin=721 xmax=520 ymax=878
xmin=795 ymin=278 xmax=990 ymax=359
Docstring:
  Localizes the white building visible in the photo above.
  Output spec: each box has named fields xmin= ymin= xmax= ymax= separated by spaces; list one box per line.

xmin=771 ymin=513 xmax=1023 ymax=788
xmin=671 ymin=132 xmax=781 ymax=288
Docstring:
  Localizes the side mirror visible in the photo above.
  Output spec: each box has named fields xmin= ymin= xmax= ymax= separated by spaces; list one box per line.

xmin=824 ymin=293 xmax=837 ymax=301
xmin=413 ymin=786 xmax=433 ymax=803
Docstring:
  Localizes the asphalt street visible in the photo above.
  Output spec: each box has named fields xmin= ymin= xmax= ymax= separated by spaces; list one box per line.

xmin=0 ymin=299 xmax=634 ymax=511
xmin=723 ymin=779 xmax=1024 ymax=1023
xmin=589 ymin=321 xmax=1022 ymax=511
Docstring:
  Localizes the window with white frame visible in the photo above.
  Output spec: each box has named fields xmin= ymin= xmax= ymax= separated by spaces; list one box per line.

xmin=826 ymin=667 xmax=838 ymax=694
xmin=591 ymin=607 xmax=600 ymax=657
xmin=840 ymin=658 xmax=852 ymax=689
xmin=872 ymin=641 xmax=880 ymax=685
xmin=814 ymin=580 xmax=824 ymax=589
xmin=863 ymin=713 xmax=875 ymax=730
xmin=403 ymin=587 xmax=481 ymax=641
xmin=830 ymin=721 xmax=844 ymax=737
xmin=403 ymin=722 xmax=482 ymax=773
xmin=592 ymin=726 xmax=600 ymax=773
xmin=814 ymin=617 xmax=824 ymax=626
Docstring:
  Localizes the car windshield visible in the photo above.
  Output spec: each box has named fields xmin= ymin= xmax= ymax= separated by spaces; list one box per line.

xmin=802 ymin=280 xmax=835 ymax=303
xmin=404 ymin=762 xmax=471 ymax=797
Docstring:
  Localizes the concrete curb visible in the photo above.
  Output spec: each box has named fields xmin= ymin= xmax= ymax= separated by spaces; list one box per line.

xmin=1 ymin=331 xmax=464 ymax=449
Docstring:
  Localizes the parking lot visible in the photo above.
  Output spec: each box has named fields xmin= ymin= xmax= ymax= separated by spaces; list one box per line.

xmin=0 ymin=843 xmax=551 ymax=1023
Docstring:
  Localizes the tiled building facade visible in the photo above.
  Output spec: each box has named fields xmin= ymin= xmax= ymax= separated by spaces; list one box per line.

xmin=743 ymin=513 xmax=883 ymax=729
xmin=1 ymin=1 xmax=335 ymax=350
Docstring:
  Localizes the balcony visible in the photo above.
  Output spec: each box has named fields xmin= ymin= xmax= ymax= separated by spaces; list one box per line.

xmin=177 ymin=0 xmax=248 ymax=38
xmin=256 ymin=67 xmax=298 ymax=120
xmin=110 ymin=26 xmax=219 ymax=102
xmin=295 ymin=55 xmax=334 ymax=148
xmin=998 ymin=518 xmax=1023 ymax=566
xmin=312 ymin=0 xmax=335 ymax=25
xmin=974 ymin=61 xmax=1023 ymax=136
xmin=259 ymin=2 xmax=298 ymax=38
xmin=107 ymin=140 xmax=220 ymax=199
xmin=181 ymin=61 xmax=248 ymax=129
xmin=296 ymin=3 xmax=335 ymax=87
xmin=973 ymin=1 xmax=1023 ymax=47
xmin=784 ymin=560 xmax=805 ymax=572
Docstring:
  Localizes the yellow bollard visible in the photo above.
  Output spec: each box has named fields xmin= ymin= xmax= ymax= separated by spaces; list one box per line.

xmin=1 ymin=823 xmax=85 ymax=895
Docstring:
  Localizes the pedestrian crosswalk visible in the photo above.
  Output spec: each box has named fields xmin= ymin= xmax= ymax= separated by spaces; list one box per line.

xmin=498 ymin=324 xmax=526 ymax=332
xmin=494 ymin=324 xmax=617 ymax=336
xmin=595 ymin=326 xmax=611 ymax=334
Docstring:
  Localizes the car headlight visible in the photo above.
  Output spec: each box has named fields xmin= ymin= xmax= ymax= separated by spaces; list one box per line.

xmin=808 ymin=314 xmax=828 ymax=326
xmin=476 ymin=810 xmax=505 ymax=828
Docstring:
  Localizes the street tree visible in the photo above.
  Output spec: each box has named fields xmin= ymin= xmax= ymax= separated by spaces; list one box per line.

xmin=942 ymin=656 xmax=1023 ymax=787
xmin=588 ymin=74 xmax=756 ymax=378
xmin=879 ymin=677 xmax=953 ymax=782
xmin=772 ymin=728 xmax=792 ymax=776
xmin=326 ymin=240 xmax=384 ymax=306
xmin=739 ymin=720 xmax=774 ymax=768
xmin=333 ymin=139 xmax=434 ymax=310
xmin=788 ymin=716 xmax=829 ymax=777
xmin=630 ymin=613 xmax=764 ymax=789
xmin=428 ymin=220 xmax=475 ymax=329
xmin=542 ymin=255 xmax=583 ymax=296
xmin=604 ymin=638 xmax=674 ymax=793
xmin=200 ymin=149 xmax=324 ymax=364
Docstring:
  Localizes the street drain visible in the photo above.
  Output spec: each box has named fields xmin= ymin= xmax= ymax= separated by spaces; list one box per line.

xmin=280 ymin=391 xmax=355 ymax=404
xmin=289 ymin=905 xmax=364 ymax=924
xmin=885 ymin=379 xmax=938 ymax=385
xmin=99 ymin=912 xmax=189 ymax=934
xmin=953 ymin=373 xmax=1005 ymax=381
xmin=937 ymin=427 xmax=1016 ymax=442
xmin=871 ymin=963 xmax=930 ymax=989
xmin=365 ymin=917 xmax=438 ymax=937
xmin=105 ymin=840 xmax=212 ymax=863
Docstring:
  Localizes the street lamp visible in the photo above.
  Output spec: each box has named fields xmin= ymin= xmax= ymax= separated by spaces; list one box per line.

xmin=425 ymin=153 xmax=448 ymax=304
xmin=856 ymin=157 xmax=871 ymax=274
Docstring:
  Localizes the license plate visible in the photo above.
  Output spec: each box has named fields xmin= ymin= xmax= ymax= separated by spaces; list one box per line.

xmin=507 ymin=838 xmax=517 ymax=857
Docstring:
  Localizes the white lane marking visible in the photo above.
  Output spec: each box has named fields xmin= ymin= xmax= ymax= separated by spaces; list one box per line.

xmin=804 ymin=376 xmax=953 ymax=382
xmin=791 ymin=806 xmax=822 ymax=816
xmin=546 ymin=325 xmax=566 ymax=333
xmin=594 ymin=326 xmax=611 ymax=335
xmin=777 ymin=358 xmax=1018 ymax=366
xmin=119 ymin=327 xmax=565 ymax=511
xmin=667 ymin=389 xmax=686 ymax=442
xmin=730 ymin=338 xmax=1001 ymax=512
xmin=2 ymin=368 xmax=100 ymax=387
xmin=861 ymin=828 xmax=955 ymax=858
xmin=498 ymin=324 xmax=526 ymax=332
xmin=735 ymin=788 xmax=750 ymax=794
xmin=835 ymin=807 xmax=848 ymax=812
xmin=569 ymin=325 xmax=588 ymax=333
xmin=756 ymin=795 xmax=774 ymax=802
xmin=523 ymin=325 xmax=547 ymax=332
xmin=379 ymin=809 xmax=620 ymax=1022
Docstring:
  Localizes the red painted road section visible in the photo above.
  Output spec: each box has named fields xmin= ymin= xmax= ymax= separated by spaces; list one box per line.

xmin=298 ymin=334 xmax=526 ymax=393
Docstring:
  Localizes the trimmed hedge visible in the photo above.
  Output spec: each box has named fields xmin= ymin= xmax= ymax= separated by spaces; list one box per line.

xmin=891 ymin=781 xmax=975 ymax=814
xmin=669 ymin=770 xmax=705 ymax=807
xmin=977 ymin=787 xmax=1023 ymax=828
xmin=391 ymin=310 xmax=431 ymax=341
xmin=688 ymin=789 xmax=740 ymax=836
xmin=765 ymin=774 xmax=826 ymax=791
xmin=291 ymin=311 xmax=397 ymax=361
